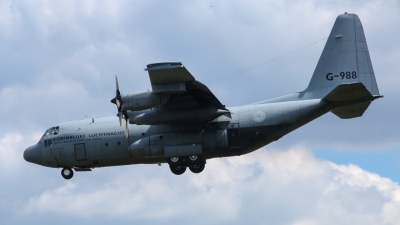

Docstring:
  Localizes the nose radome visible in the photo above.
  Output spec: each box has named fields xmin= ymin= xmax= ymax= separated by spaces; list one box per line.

xmin=23 ymin=145 xmax=41 ymax=164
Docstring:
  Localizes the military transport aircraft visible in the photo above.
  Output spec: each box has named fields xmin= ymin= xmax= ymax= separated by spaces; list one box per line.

xmin=24 ymin=13 xmax=382 ymax=179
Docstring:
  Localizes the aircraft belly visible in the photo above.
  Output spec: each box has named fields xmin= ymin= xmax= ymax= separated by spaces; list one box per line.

xmin=240 ymin=125 xmax=284 ymax=146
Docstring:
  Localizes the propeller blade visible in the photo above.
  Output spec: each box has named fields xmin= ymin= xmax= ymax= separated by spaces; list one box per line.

xmin=115 ymin=75 xmax=120 ymax=94
xmin=118 ymin=111 xmax=122 ymax=126
xmin=116 ymin=99 xmax=121 ymax=110
xmin=122 ymin=114 xmax=129 ymax=138
xmin=122 ymin=116 xmax=126 ymax=130
xmin=124 ymin=123 xmax=129 ymax=138
xmin=120 ymin=112 xmax=130 ymax=138
xmin=113 ymin=75 xmax=122 ymax=106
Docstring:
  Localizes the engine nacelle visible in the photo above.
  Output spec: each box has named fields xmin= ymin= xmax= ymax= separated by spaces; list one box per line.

xmin=121 ymin=91 xmax=170 ymax=111
xmin=130 ymin=108 xmax=229 ymax=125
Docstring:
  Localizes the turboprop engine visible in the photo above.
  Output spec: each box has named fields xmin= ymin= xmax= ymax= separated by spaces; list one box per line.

xmin=110 ymin=75 xmax=173 ymax=136
xmin=111 ymin=62 xmax=230 ymax=135
xmin=120 ymin=90 xmax=170 ymax=111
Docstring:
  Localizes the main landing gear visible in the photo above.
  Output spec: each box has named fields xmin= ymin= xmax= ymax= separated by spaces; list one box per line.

xmin=61 ymin=167 xmax=74 ymax=179
xmin=169 ymin=165 xmax=187 ymax=175
xmin=167 ymin=155 xmax=206 ymax=175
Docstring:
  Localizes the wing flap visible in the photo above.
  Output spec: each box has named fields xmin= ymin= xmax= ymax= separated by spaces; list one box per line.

xmin=185 ymin=81 xmax=226 ymax=110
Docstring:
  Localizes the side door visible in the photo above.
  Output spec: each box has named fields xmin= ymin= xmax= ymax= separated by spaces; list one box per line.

xmin=74 ymin=143 xmax=86 ymax=161
xmin=227 ymin=123 xmax=241 ymax=148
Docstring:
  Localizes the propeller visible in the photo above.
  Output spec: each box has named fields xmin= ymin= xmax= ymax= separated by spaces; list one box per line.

xmin=111 ymin=75 xmax=130 ymax=138
xmin=111 ymin=75 xmax=133 ymax=156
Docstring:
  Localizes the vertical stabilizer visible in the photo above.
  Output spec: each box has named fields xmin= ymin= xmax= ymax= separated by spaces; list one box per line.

xmin=304 ymin=13 xmax=380 ymax=97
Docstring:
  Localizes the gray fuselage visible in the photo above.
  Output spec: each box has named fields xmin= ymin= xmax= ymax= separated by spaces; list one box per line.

xmin=24 ymin=98 xmax=328 ymax=169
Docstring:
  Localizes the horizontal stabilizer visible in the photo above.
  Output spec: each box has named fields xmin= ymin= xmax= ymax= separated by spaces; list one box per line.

xmin=323 ymin=83 xmax=371 ymax=102
xmin=331 ymin=101 xmax=370 ymax=119
xmin=323 ymin=82 xmax=382 ymax=119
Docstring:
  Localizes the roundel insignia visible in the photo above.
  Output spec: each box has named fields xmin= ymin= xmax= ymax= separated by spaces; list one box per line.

xmin=253 ymin=111 xmax=266 ymax=123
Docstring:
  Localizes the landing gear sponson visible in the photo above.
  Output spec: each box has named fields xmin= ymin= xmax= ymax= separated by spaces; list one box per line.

xmin=167 ymin=155 xmax=206 ymax=175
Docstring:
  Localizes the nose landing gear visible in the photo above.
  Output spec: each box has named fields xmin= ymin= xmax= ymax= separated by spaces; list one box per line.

xmin=61 ymin=167 xmax=74 ymax=179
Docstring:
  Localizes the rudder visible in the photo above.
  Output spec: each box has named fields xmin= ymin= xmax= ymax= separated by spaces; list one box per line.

xmin=304 ymin=13 xmax=380 ymax=98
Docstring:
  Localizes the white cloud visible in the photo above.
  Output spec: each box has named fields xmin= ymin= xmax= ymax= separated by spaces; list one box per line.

xmin=0 ymin=132 xmax=41 ymax=172
xmin=12 ymin=147 xmax=400 ymax=224
xmin=0 ymin=71 xmax=109 ymax=134
xmin=0 ymin=0 xmax=21 ymax=39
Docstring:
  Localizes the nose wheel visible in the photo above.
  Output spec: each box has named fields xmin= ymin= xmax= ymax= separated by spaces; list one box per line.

xmin=61 ymin=167 xmax=74 ymax=179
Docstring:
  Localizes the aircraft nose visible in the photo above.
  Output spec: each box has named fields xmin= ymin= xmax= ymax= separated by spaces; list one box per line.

xmin=23 ymin=145 xmax=41 ymax=164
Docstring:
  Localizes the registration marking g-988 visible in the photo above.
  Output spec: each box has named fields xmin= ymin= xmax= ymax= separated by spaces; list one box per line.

xmin=326 ymin=71 xmax=357 ymax=81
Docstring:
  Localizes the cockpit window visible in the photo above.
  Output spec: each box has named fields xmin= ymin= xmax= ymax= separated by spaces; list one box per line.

xmin=39 ymin=126 xmax=59 ymax=143
xmin=51 ymin=126 xmax=59 ymax=135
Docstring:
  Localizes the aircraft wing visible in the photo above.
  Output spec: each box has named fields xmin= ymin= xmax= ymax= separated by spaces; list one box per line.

xmin=145 ymin=62 xmax=227 ymax=111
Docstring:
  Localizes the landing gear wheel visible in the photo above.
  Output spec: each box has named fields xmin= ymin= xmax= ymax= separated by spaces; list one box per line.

xmin=61 ymin=167 xmax=74 ymax=179
xmin=166 ymin=157 xmax=183 ymax=167
xmin=187 ymin=155 xmax=201 ymax=164
xmin=189 ymin=163 xmax=205 ymax=174
xmin=169 ymin=165 xmax=186 ymax=175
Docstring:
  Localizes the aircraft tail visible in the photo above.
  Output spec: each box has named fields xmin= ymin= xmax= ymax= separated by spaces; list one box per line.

xmin=305 ymin=13 xmax=380 ymax=97
xmin=304 ymin=13 xmax=382 ymax=118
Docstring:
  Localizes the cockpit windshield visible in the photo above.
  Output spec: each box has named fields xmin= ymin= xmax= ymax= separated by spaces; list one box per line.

xmin=39 ymin=126 xmax=59 ymax=142
xmin=45 ymin=126 xmax=59 ymax=136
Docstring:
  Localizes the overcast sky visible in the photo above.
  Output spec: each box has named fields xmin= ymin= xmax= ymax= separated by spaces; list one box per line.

xmin=1 ymin=0 xmax=400 ymax=224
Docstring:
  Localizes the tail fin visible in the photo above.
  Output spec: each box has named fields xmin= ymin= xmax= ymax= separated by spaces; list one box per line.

xmin=305 ymin=13 xmax=380 ymax=98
